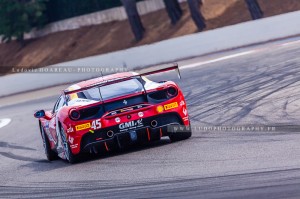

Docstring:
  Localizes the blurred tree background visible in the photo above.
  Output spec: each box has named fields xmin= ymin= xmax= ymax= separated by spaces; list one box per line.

xmin=0 ymin=0 xmax=47 ymax=44
xmin=121 ymin=0 xmax=145 ymax=41
xmin=0 ymin=0 xmax=266 ymax=45
xmin=46 ymin=0 xmax=143 ymax=23
xmin=0 ymin=0 xmax=145 ymax=44
xmin=245 ymin=0 xmax=263 ymax=20
xmin=163 ymin=0 xmax=183 ymax=25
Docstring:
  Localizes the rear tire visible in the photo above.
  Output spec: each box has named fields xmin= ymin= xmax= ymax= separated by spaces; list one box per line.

xmin=169 ymin=125 xmax=192 ymax=142
xmin=59 ymin=125 xmax=78 ymax=164
xmin=40 ymin=124 xmax=57 ymax=161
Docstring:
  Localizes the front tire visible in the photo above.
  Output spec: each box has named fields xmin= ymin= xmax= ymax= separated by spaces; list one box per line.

xmin=40 ymin=124 xmax=57 ymax=161
xmin=59 ymin=125 xmax=78 ymax=164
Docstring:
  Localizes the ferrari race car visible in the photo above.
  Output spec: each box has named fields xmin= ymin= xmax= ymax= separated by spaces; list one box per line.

xmin=34 ymin=64 xmax=191 ymax=163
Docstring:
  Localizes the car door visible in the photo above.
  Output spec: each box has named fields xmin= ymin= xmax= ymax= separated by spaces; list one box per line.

xmin=49 ymin=96 xmax=65 ymax=145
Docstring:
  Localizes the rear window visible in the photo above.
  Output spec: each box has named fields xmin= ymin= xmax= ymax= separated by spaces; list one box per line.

xmin=70 ymin=78 xmax=144 ymax=101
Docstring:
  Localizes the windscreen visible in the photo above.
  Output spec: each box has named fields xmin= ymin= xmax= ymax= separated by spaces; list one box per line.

xmin=68 ymin=78 xmax=144 ymax=102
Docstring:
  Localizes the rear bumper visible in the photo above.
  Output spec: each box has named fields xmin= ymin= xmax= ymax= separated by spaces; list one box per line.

xmin=80 ymin=112 xmax=187 ymax=152
xmin=81 ymin=123 xmax=179 ymax=152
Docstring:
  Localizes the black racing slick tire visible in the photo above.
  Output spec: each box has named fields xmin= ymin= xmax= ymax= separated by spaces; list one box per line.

xmin=40 ymin=123 xmax=57 ymax=161
xmin=59 ymin=125 xmax=78 ymax=164
xmin=169 ymin=125 xmax=192 ymax=142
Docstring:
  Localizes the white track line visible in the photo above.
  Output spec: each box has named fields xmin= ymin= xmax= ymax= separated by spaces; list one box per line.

xmin=281 ymin=39 xmax=300 ymax=47
xmin=181 ymin=50 xmax=256 ymax=70
xmin=0 ymin=118 xmax=11 ymax=129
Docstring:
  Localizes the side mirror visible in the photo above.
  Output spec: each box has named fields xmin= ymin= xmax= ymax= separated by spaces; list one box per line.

xmin=34 ymin=110 xmax=46 ymax=118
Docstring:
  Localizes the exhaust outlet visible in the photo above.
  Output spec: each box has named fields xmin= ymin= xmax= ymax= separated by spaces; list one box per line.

xmin=151 ymin=120 xmax=158 ymax=128
xmin=107 ymin=130 xmax=114 ymax=138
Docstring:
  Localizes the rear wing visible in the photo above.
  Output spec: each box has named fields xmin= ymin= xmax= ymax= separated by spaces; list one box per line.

xmin=139 ymin=63 xmax=181 ymax=79
xmin=63 ymin=63 xmax=181 ymax=95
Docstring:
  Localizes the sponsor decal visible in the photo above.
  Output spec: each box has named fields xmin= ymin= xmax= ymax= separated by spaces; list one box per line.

xmin=106 ymin=104 xmax=150 ymax=117
xmin=68 ymin=136 xmax=74 ymax=144
xmin=164 ymin=102 xmax=179 ymax=110
xmin=123 ymin=100 xmax=128 ymax=105
xmin=156 ymin=105 xmax=164 ymax=113
xmin=115 ymin=117 xmax=121 ymax=123
xmin=75 ymin=123 xmax=91 ymax=131
xmin=67 ymin=125 xmax=74 ymax=133
xmin=183 ymin=108 xmax=187 ymax=116
xmin=68 ymin=98 xmax=98 ymax=106
xmin=111 ymin=111 xmax=117 ymax=116
xmin=138 ymin=112 xmax=144 ymax=117
xmin=70 ymin=144 xmax=78 ymax=149
xmin=119 ymin=119 xmax=143 ymax=132
xmin=129 ymin=131 xmax=138 ymax=141
xmin=44 ymin=122 xmax=54 ymax=142
xmin=91 ymin=119 xmax=101 ymax=130
xmin=137 ymin=105 xmax=143 ymax=109
xmin=180 ymin=101 xmax=185 ymax=106
xmin=120 ymin=107 xmax=134 ymax=112
xmin=44 ymin=122 xmax=50 ymax=130
xmin=183 ymin=116 xmax=189 ymax=121
xmin=74 ymin=99 xmax=91 ymax=103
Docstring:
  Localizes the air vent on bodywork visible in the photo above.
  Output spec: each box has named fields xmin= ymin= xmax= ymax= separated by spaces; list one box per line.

xmin=78 ymin=106 xmax=104 ymax=120
xmin=147 ymin=87 xmax=178 ymax=103
xmin=148 ymin=90 xmax=168 ymax=100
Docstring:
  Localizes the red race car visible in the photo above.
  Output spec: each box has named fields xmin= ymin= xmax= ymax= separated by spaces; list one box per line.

xmin=34 ymin=64 xmax=191 ymax=163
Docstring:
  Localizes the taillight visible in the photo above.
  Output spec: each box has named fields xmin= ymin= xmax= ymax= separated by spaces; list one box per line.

xmin=166 ymin=87 xmax=177 ymax=98
xmin=69 ymin=109 xmax=80 ymax=120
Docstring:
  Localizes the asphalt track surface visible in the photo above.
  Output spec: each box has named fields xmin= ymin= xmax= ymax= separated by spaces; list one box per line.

xmin=1 ymin=38 xmax=300 ymax=199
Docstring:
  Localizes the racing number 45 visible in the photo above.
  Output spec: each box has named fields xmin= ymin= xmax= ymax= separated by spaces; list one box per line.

xmin=91 ymin=119 xmax=101 ymax=130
